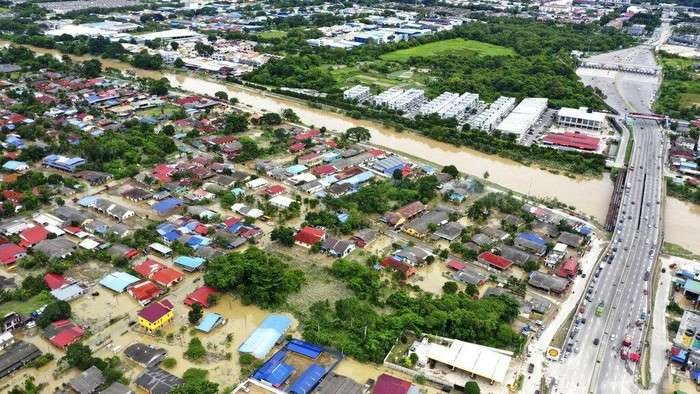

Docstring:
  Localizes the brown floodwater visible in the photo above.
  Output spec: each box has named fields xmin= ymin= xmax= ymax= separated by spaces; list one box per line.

xmin=2 ymin=41 xmax=699 ymax=253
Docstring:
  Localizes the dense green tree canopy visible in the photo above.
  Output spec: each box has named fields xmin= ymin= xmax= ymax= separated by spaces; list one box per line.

xmin=204 ymin=247 xmax=305 ymax=308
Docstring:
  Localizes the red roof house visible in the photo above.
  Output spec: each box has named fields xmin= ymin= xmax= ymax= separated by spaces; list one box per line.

xmin=294 ymin=129 xmax=320 ymax=142
xmin=556 ymin=259 xmax=579 ymax=278
xmin=184 ymin=286 xmax=218 ymax=308
xmin=289 ymin=142 xmax=305 ymax=153
xmin=311 ymin=164 xmax=336 ymax=177
xmin=478 ymin=252 xmax=513 ymax=270
xmin=373 ymin=374 xmax=413 ymax=394
xmin=0 ymin=243 xmax=26 ymax=265
xmin=294 ymin=226 xmax=326 ymax=248
xmin=133 ymin=258 xmax=167 ymax=278
xmin=2 ymin=190 xmax=22 ymax=204
xmin=128 ymin=281 xmax=162 ymax=305
xmin=265 ymin=185 xmax=285 ymax=197
xmin=44 ymin=272 xmax=69 ymax=290
xmin=151 ymin=267 xmax=183 ymax=288
xmin=380 ymin=256 xmax=416 ymax=278
xmin=19 ymin=225 xmax=49 ymax=248
xmin=45 ymin=320 xmax=84 ymax=349
xmin=446 ymin=259 xmax=466 ymax=271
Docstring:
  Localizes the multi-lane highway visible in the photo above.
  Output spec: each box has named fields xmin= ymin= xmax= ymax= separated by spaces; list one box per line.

xmin=549 ymin=23 xmax=669 ymax=394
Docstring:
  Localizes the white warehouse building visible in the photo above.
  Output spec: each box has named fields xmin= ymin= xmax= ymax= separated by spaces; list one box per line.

xmin=496 ymin=97 xmax=548 ymax=136
xmin=556 ymin=107 xmax=607 ymax=132
xmin=343 ymin=85 xmax=371 ymax=102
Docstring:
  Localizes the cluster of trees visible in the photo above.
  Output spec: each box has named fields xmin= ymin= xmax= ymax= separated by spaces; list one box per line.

xmin=656 ymin=53 xmax=700 ymax=120
xmin=63 ymin=344 xmax=126 ymax=386
xmin=64 ymin=121 xmax=177 ymax=179
xmin=467 ymin=192 xmax=533 ymax=222
xmin=302 ymin=292 xmax=523 ymax=363
xmin=36 ymin=300 xmax=71 ymax=328
xmin=329 ymin=259 xmax=384 ymax=304
xmin=666 ymin=177 xmax=700 ymax=204
xmin=304 ymin=208 xmax=365 ymax=234
xmin=204 ymin=247 xmax=305 ymax=308
xmin=324 ymin=177 xmax=439 ymax=215
xmin=173 ymin=368 xmax=219 ymax=394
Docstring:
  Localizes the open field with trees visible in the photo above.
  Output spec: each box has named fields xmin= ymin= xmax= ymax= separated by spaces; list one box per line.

xmin=379 ymin=38 xmax=515 ymax=62
xmin=656 ymin=52 xmax=700 ymax=119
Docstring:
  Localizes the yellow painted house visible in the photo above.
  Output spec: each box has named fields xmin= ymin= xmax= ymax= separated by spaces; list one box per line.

xmin=137 ymin=299 xmax=174 ymax=332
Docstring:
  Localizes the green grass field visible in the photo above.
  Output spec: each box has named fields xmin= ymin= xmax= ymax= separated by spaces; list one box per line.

xmin=0 ymin=291 xmax=52 ymax=317
xmin=256 ymin=30 xmax=288 ymax=40
xmin=136 ymin=103 xmax=181 ymax=118
xmin=380 ymin=38 xmax=515 ymax=62
xmin=327 ymin=65 xmax=424 ymax=89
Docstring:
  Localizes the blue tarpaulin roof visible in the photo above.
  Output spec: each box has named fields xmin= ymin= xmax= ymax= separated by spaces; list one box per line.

xmin=517 ymin=232 xmax=545 ymax=246
xmin=152 ymin=198 xmax=183 ymax=214
xmin=289 ymin=364 xmax=325 ymax=394
xmin=287 ymin=339 xmax=322 ymax=359
xmin=578 ymin=226 xmax=592 ymax=236
xmin=196 ymin=313 xmax=223 ymax=333
xmin=253 ymin=350 xmax=295 ymax=386
xmin=239 ymin=314 xmax=292 ymax=359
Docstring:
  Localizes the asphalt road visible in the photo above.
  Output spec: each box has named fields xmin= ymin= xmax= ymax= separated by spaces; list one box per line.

xmin=550 ymin=24 xmax=669 ymax=394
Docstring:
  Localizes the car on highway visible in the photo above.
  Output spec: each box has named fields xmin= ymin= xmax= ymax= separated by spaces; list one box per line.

xmin=528 ymin=363 xmax=534 ymax=374
xmin=593 ymin=338 xmax=600 ymax=346
xmin=611 ymin=334 xmax=616 ymax=342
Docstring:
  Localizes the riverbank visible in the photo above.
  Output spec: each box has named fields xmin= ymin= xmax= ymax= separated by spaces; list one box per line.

xmin=3 ymin=40 xmax=700 ymax=253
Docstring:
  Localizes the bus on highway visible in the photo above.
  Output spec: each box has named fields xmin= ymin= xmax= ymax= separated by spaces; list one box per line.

xmin=596 ymin=302 xmax=605 ymax=316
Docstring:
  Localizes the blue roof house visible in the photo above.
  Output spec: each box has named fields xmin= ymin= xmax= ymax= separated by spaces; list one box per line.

xmin=514 ymin=232 xmax=547 ymax=255
xmin=174 ymin=256 xmax=206 ymax=271
xmin=152 ymin=198 xmax=183 ymax=215
xmin=285 ymin=164 xmax=308 ymax=176
xmin=196 ymin=313 xmax=224 ymax=333
xmin=2 ymin=160 xmax=28 ymax=172
xmin=42 ymin=155 xmax=86 ymax=172
xmin=99 ymin=271 xmax=140 ymax=293
xmin=239 ymin=314 xmax=292 ymax=359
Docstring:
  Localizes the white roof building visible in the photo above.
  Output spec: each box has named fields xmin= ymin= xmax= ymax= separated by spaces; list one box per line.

xmin=268 ymin=195 xmax=295 ymax=209
xmin=134 ymin=29 xmax=204 ymax=43
xmin=246 ymin=178 xmax=268 ymax=189
xmin=556 ymin=107 xmax=607 ymax=132
xmin=414 ymin=335 xmax=513 ymax=384
xmin=496 ymin=97 xmax=548 ymax=136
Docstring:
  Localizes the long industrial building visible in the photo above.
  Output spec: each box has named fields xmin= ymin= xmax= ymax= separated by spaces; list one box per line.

xmin=496 ymin=97 xmax=548 ymax=136
xmin=466 ymin=96 xmax=516 ymax=131
xmin=417 ymin=91 xmax=479 ymax=119
xmin=418 ymin=92 xmax=459 ymax=116
xmin=388 ymin=89 xmax=426 ymax=112
xmin=343 ymin=85 xmax=371 ymax=102
xmin=372 ymin=87 xmax=404 ymax=107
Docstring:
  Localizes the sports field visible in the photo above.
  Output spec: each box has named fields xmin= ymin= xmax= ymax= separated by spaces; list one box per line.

xmin=380 ymin=38 xmax=515 ymax=62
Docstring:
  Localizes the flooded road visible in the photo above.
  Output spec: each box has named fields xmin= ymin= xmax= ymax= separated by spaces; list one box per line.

xmin=3 ymin=41 xmax=700 ymax=252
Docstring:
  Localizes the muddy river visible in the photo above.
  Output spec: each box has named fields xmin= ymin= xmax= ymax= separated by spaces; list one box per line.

xmin=2 ymin=41 xmax=699 ymax=253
